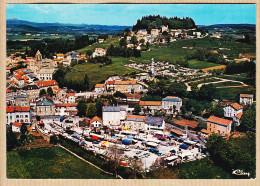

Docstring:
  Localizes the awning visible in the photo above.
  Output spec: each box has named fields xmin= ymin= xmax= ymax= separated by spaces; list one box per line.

xmin=92 ymin=136 xmax=98 ymax=140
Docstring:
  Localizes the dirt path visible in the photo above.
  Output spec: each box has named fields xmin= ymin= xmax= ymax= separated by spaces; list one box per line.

xmin=58 ymin=145 xmax=123 ymax=179
xmin=185 ymin=77 xmax=247 ymax=91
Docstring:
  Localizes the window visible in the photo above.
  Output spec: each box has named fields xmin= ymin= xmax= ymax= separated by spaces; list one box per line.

xmin=16 ymin=115 xmax=19 ymax=118
xmin=25 ymin=115 xmax=28 ymax=118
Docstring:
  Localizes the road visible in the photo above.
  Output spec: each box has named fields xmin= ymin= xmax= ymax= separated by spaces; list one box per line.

xmin=165 ymin=123 xmax=206 ymax=147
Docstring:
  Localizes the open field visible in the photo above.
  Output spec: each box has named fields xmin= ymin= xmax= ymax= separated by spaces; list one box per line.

xmin=188 ymin=59 xmax=221 ymax=69
xmin=65 ymin=57 xmax=140 ymax=89
xmin=214 ymin=86 xmax=256 ymax=101
xmin=77 ymin=37 xmax=119 ymax=53
xmin=7 ymin=147 xmax=115 ymax=179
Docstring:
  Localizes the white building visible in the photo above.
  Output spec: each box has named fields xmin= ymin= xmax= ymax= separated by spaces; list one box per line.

xmin=162 ymin=96 xmax=182 ymax=115
xmin=102 ymin=106 xmax=126 ymax=128
xmin=64 ymin=93 xmax=76 ymax=103
xmin=145 ymin=117 xmax=165 ymax=132
xmin=37 ymin=68 xmax=56 ymax=81
xmin=6 ymin=106 xmax=31 ymax=125
xmin=92 ymin=48 xmax=107 ymax=58
xmin=223 ymin=102 xmax=243 ymax=118
xmin=240 ymin=94 xmax=254 ymax=105
xmin=12 ymin=122 xmax=22 ymax=133
xmin=137 ymin=29 xmax=147 ymax=35
xmin=94 ymin=84 xmax=105 ymax=94
xmin=89 ymin=116 xmax=103 ymax=128
xmin=124 ymin=115 xmax=146 ymax=132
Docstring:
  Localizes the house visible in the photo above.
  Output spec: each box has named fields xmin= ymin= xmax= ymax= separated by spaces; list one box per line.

xmin=92 ymin=48 xmax=107 ymax=58
xmin=145 ymin=117 xmax=165 ymax=132
xmin=139 ymin=101 xmax=162 ymax=115
xmin=55 ymin=88 xmax=67 ymax=101
xmin=15 ymin=95 xmax=30 ymax=107
xmin=102 ymin=106 xmax=126 ymax=128
xmin=126 ymin=36 xmax=132 ymax=41
xmin=6 ymin=106 xmax=31 ymax=125
xmin=161 ymin=25 xmax=169 ymax=33
xmin=36 ymin=80 xmax=59 ymax=91
xmin=223 ymin=102 xmax=243 ymax=118
xmin=114 ymin=80 xmax=143 ymax=93
xmin=162 ymin=96 xmax=182 ymax=115
xmin=89 ymin=116 xmax=103 ymax=128
xmin=233 ymin=112 xmax=243 ymax=126
xmin=64 ymin=93 xmax=76 ymax=103
xmin=135 ymin=73 xmax=150 ymax=81
xmin=207 ymin=116 xmax=232 ymax=136
xmin=20 ymin=84 xmax=40 ymax=102
xmin=94 ymin=84 xmax=105 ymax=94
xmin=193 ymin=32 xmax=202 ymax=38
xmin=37 ymin=68 xmax=56 ymax=81
xmin=200 ymin=129 xmax=210 ymax=138
xmin=137 ymin=29 xmax=147 ymax=35
xmin=124 ymin=115 xmax=146 ymax=132
xmin=151 ymin=29 xmax=160 ymax=38
xmin=12 ymin=122 xmax=22 ymax=133
xmin=98 ymin=39 xmax=104 ymax=43
xmin=240 ymin=94 xmax=254 ymax=105
xmin=36 ymin=97 xmax=55 ymax=116
xmin=55 ymin=103 xmax=77 ymax=116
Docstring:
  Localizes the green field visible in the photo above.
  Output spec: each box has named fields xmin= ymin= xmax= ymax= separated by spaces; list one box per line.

xmin=214 ymin=86 xmax=256 ymax=101
xmin=77 ymin=37 xmax=119 ymax=53
xmin=65 ymin=57 xmax=140 ymax=89
xmin=188 ymin=59 xmax=221 ymax=69
xmin=7 ymin=147 xmax=115 ymax=179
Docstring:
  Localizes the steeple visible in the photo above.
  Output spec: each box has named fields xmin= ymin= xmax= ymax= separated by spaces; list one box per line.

xmin=35 ymin=50 xmax=42 ymax=61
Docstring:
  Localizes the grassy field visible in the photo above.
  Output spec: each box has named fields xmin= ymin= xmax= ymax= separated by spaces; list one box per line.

xmin=212 ymin=81 xmax=243 ymax=87
xmin=65 ymin=57 xmax=140 ymax=89
xmin=77 ymin=37 xmax=119 ymax=53
xmin=7 ymin=147 xmax=115 ymax=179
xmin=146 ymin=157 xmax=233 ymax=179
xmin=188 ymin=59 xmax=221 ymax=69
xmin=214 ymin=86 xmax=256 ymax=101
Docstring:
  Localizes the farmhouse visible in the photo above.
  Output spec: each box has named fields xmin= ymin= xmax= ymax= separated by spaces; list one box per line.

xmin=207 ymin=116 xmax=232 ymax=136
xmin=223 ymin=102 xmax=243 ymax=118
xmin=240 ymin=94 xmax=254 ymax=105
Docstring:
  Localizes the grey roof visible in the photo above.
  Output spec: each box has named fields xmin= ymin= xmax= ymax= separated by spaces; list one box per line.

xmin=162 ymin=97 xmax=181 ymax=102
xmin=15 ymin=95 xmax=28 ymax=99
xmin=145 ymin=117 xmax=164 ymax=126
xmin=36 ymin=98 xmax=54 ymax=106
xmin=103 ymin=106 xmax=120 ymax=112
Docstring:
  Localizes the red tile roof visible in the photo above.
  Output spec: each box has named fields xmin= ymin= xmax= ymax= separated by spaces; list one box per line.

xmin=6 ymin=89 xmax=11 ymax=93
xmin=90 ymin=116 xmax=102 ymax=124
xmin=6 ymin=106 xmax=30 ymax=113
xmin=201 ymin=129 xmax=210 ymax=134
xmin=115 ymin=80 xmax=137 ymax=85
xmin=227 ymin=103 xmax=243 ymax=111
xmin=140 ymin=101 xmax=162 ymax=106
xmin=208 ymin=116 xmax=232 ymax=126
xmin=55 ymin=103 xmax=77 ymax=107
xmin=107 ymin=81 xmax=115 ymax=85
xmin=13 ymin=122 xmax=22 ymax=128
xmin=235 ymin=112 xmax=243 ymax=119
xmin=66 ymin=93 xmax=75 ymax=97
xmin=240 ymin=94 xmax=253 ymax=98
xmin=36 ymin=80 xmax=58 ymax=87
xmin=126 ymin=115 xmax=146 ymax=120
xmin=95 ymin=84 xmax=105 ymax=88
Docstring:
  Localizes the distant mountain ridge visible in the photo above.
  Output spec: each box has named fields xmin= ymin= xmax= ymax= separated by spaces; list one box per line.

xmin=198 ymin=23 xmax=255 ymax=28
xmin=7 ymin=18 xmax=132 ymax=34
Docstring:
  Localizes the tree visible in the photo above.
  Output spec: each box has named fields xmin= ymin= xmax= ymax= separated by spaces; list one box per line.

xmin=6 ymin=130 xmax=18 ymax=151
xmin=190 ymin=82 xmax=199 ymax=92
xmin=198 ymin=84 xmax=215 ymax=100
xmin=128 ymin=157 xmax=144 ymax=178
xmin=139 ymin=39 xmax=145 ymax=44
xmin=119 ymin=38 xmax=127 ymax=48
xmin=39 ymin=89 xmax=47 ymax=96
xmin=212 ymin=105 xmax=224 ymax=118
xmin=95 ymin=101 xmax=104 ymax=117
xmin=86 ymin=50 xmax=93 ymax=57
xmin=76 ymin=100 xmax=87 ymax=117
xmin=124 ymin=28 xmax=131 ymax=36
xmin=196 ymin=119 xmax=207 ymax=131
xmin=133 ymin=104 xmax=141 ymax=115
xmin=86 ymin=104 xmax=97 ymax=118
xmin=146 ymin=42 xmax=150 ymax=49
xmin=20 ymin=123 xmax=28 ymax=135
xmin=47 ymin=87 xmax=53 ymax=97
xmin=50 ymin=135 xmax=58 ymax=145
xmin=113 ymin=91 xmax=126 ymax=98
xmin=131 ymin=36 xmax=138 ymax=45
xmin=84 ymin=73 xmax=89 ymax=91
xmin=239 ymin=104 xmax=256 ymax=131
xmin=180 ymin=105 xmax=186 ymax=115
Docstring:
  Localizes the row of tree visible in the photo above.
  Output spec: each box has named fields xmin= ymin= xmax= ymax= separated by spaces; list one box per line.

xmin=132 ymin=15 xmax=196 ymax=32
xmin=106 ymin=44 xmax=141 ymax=58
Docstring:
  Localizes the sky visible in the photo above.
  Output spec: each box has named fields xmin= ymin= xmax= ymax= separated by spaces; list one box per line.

xmin=6 ymin=4 xmax=256 ymax=26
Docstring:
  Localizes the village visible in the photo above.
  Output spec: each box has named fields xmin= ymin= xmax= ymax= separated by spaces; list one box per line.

xmin=5 ymin=9 xmax=256 ymax=179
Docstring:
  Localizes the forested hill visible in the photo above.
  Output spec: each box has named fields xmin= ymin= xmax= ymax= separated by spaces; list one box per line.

xmin=132 ymin=15 xmax=197 ymax=32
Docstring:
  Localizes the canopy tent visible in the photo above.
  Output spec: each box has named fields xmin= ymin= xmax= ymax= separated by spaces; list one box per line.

xmin=150 ymin=147 xmax=159 ymax=152
xmin=71 ymin=137 xmax=79 ymax=143
xmin=178 ymin=138 xmax=184 ymax=142
xmin=122 ymin=139 xmax=132 ymax=145
xmin=121 ymin=130 xmax=138 ymax=135
xmin=153 ymin=135 xmax=167 ymax=140
xmin=92 ymin=135 xmax=98 ymax=140
xmin=120 ymin=161 xmax=127 ymax=166
xmin=127 ymin=135 xmax=134 ymax=139
xmin=81 ymin=141 xmax=86 ymax=145
xmin=124 ymin=127 xmax=130 ymax=130
xmin=146 ymin=142 xmax=158 ymax=147
xmin=180 ymin=150 xmax=193 ymax=158
xmin=154 ymin=131 xmax=164 ymax=135
xmin=180 ymin=144 xmax=188 ymax=150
